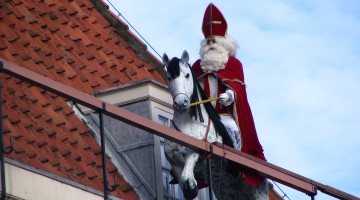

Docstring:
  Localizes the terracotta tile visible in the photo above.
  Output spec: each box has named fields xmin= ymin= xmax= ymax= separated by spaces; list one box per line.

xmin=1 ymin=3 xmax=14 ymax=15
xmin=3 ymin=28 xmax=20 ymax=43
xmin=0 ymin=0 xmax=168 ymax=199
xmin=0 ymin=39 xmax=8 ymax=50
xmin=11 ymin=0 xmax=23 ymax=6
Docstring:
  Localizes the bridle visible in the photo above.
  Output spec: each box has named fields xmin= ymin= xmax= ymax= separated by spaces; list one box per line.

xmin=170 ymin=67 xmax=214 ymax=144
xmin=173 ymin=92 xmax=191 ymax=103
xmin=172 ymin=91 xmax=212 ymax=143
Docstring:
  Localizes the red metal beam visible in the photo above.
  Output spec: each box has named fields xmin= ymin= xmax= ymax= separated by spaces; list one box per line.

xmin=1 ymin=58 xmax=358 ymax=200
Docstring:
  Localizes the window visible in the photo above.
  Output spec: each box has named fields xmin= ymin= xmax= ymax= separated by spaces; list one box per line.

xmin=157 ymin=115 xmax=184 ymax=200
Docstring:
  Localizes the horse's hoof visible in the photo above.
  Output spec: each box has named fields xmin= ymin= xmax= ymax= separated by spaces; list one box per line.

xmin=183 ymin=180 xmax=198 ymax=199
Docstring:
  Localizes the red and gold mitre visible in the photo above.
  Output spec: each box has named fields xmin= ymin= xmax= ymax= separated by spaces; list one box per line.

xmin=202 ymin=3 xmax=228 ymax=38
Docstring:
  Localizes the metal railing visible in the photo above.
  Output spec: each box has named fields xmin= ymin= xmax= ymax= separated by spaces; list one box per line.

xmin=0 ymin=58 xmax=358 ymax=200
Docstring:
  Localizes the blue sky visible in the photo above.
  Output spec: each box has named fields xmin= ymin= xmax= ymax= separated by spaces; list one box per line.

xmin=105 ymin=1 xmax=360 ymax=199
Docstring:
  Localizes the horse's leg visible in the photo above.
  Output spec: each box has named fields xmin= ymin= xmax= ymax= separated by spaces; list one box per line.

xmin=252 ymin=179 xmax=269 ymax=200
xmin=181 ymin=152 xmax=200 ymax=199
xmin=164 ymin=140 xmax=199 ymax=199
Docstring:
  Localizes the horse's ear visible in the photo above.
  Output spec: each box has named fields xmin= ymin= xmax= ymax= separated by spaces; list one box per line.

xmin=162 ymin=53 xmax=169 ymax=66
xmin=181 ymin=50 xmax=189 ymax=64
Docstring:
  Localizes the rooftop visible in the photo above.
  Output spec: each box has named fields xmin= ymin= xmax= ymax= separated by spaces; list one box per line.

xmin=0 ymin=0 xmax=166 ymax=199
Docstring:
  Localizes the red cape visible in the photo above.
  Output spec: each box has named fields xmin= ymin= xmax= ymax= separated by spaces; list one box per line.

xmin=193 ymin=56 xmax=266 ymax=186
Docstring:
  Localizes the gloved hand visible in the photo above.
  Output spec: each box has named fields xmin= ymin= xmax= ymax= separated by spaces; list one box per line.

xmin=219 ymin=91 xmax=234 ymax=106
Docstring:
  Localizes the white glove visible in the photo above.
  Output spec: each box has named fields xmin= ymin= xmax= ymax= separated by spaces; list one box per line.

xmin=219 ymin=89 xmax=234 ymax=106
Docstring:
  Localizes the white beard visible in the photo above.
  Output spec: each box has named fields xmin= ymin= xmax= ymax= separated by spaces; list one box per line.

xmin=200 ymin=41 xmax=229 ymax=73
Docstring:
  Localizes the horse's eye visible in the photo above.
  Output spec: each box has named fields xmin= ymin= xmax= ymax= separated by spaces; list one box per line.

xmin=185 ymin=73 xmax=190 ymax=78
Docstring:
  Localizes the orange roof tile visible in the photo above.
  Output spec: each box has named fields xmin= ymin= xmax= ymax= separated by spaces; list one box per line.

xmin=0 ymin=0 xmax=167 ymax=199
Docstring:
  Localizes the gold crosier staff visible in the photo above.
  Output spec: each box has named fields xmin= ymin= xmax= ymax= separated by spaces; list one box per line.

xmin=190 ymin=97 xmax=219 ymax=107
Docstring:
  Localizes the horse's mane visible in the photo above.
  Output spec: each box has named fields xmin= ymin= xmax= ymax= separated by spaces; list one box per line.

xmin=167 ymin=57 xmax=180 ymax=79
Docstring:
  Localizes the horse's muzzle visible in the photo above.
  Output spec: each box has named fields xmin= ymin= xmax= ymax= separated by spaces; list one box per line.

xmin=173 ymin=95 xmax=190 ymax=113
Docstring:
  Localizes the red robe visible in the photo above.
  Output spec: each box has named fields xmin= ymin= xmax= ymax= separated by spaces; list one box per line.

xmin=192 ymin=56 xmax=266 ymax=186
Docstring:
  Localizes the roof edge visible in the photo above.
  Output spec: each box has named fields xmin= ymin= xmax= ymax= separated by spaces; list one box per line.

xmin=90 ymin=0 xmax=166 ymax=79
xmin=94 ymin=78 xmax=168 ymax=96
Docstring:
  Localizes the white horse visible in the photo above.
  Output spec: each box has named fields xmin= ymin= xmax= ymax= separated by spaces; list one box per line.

xmin=163 ymin=50 xmax=269 ymax=200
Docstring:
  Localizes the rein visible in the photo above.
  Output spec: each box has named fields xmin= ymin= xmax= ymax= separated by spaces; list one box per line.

xmin=170 ymin=62 xmax=233 ymax=147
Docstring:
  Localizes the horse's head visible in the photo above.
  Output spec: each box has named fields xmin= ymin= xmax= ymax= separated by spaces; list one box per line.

xmin=163 ymin=50 xmax=194 ymax=113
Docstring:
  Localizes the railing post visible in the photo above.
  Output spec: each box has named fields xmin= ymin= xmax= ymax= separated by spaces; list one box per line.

xmin=0 ymin=66 xmax=13 ymax=200
xmin=100 ymin=102 xmax=109 ymax=200
xmin=0 ymin=70 xmax=6 ymax=200
xmin=99 ymin=102 xmax=119 ymax=200
xmin=207 ymin=145 xmax=213 ymax=200
xmin=309 ymin=189 xmax=317 ymax=200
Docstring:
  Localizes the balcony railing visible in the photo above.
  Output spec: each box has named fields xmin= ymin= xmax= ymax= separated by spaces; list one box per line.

xmin=0 ymin=58 xmax=358 ymax=200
